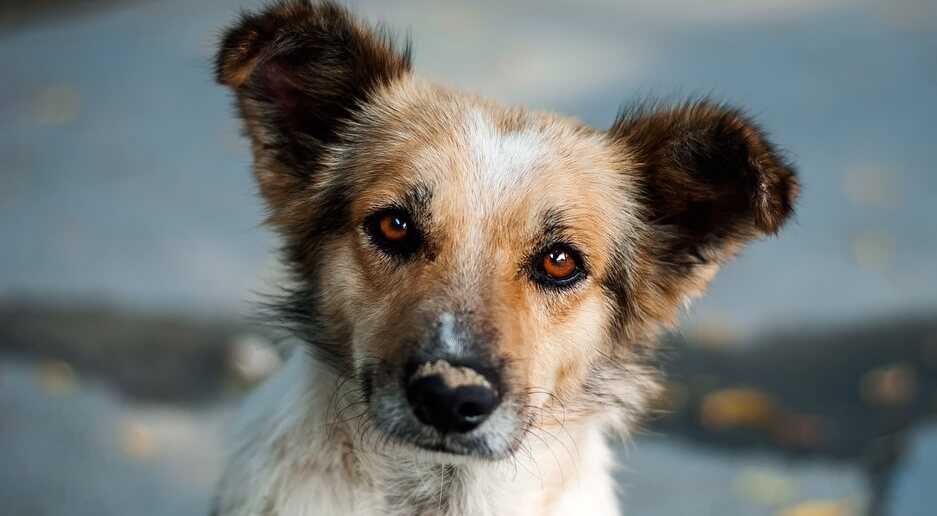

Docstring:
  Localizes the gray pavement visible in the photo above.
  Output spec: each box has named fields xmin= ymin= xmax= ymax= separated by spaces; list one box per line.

xmin=886 ymin=425 xmax=937 ymax=516
xmin=0 ymin=358 xmax=227 ymax=516
xmin=620 ymin=437 xmax=868 ymax=516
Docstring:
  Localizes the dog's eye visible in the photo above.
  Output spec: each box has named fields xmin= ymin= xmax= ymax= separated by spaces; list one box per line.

xmin=365 ymin=209 xmax=419 ymax=256
xmin=379 ymin=212 xmax=409 ymax=242
xmin=543 ymin=249 xmax=576 ymax=279
xmin=533 ymin=245 xmax=585 ymax=287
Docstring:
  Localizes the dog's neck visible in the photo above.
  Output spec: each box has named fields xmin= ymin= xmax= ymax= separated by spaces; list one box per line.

xmin=219 ymin=349 xmax=620 ymax=516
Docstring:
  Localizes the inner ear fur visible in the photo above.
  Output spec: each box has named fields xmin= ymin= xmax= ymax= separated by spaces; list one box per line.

xmin=214 ymin=0 xmax=411 ymax=211
xmin=612 ymin=101 xmax=799 ymax=265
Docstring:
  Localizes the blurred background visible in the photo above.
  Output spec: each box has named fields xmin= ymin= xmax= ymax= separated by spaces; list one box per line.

xmin=1 ymin=0 xmax=935 ymax=514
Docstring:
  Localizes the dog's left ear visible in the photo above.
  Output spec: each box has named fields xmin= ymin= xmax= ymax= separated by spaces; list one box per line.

xmin=609 ymin=101 xmax=799 ymax=317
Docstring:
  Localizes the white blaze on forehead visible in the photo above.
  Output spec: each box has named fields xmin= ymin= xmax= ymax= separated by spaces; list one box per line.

xmin=463 ymin=108 xmax=545 ymax=198
xmin=456 ymin=108 xmax=547 ymax=284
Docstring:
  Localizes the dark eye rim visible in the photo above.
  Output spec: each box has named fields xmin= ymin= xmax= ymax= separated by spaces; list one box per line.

xmin=363 ymin=207 xmax=421 ymax=256
xmin=530 ymin=244 xmax=587 ymax=288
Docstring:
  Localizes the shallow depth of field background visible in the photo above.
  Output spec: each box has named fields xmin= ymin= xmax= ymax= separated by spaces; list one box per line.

xmin=1 ymin=1 xmax=935 ymax=515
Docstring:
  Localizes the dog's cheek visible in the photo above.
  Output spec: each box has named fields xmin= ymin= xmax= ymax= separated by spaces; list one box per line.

xmin=557 ymin=293 xmax=612 ymax=390
xmin=315 ymin=238 xmax=384 ymax=361
xmin=521 ymin=290 xmax=611 ymax=411
xmin=320 ymin=235 xmax=433 ymax=368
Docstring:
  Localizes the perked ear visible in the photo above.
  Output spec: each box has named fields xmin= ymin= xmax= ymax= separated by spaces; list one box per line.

xmin=609 ymin=101 xmax=799 ymax=317
xmin=214 ymin=0 xmax=411 ymax=210
xmin=613 ymin=101 xmax=798 ymax=258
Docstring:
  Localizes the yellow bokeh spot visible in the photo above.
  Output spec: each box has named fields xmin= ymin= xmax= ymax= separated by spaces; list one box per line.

xmin=776 ymin=500 xmax=857 ymax=516
xmin=36 ymin=360 xmax=76 ymax=395
xmin=734 ymin=468 xmax=794 ymax=505
xmin=700 ymin=387 xmax=778 ymax=429
xmin=33 ymin=84 xmax=81 ymax=126
xmin=120 ymin=420 xmax=157 ymax=460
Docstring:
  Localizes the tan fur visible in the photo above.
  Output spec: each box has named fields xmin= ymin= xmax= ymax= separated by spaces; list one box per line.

xmin=413 ymin=360 xmax=494 ymax=391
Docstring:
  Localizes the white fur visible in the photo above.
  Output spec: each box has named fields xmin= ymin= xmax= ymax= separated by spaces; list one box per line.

xmin=437 ymin=312 xmax=460 ymax=355
xmin=449 ymin=109 xmax=548 ymax=297
xmin=464 ymin=108 xmax=544 ymax=197
xmin=213 ymin=349 xmax=622 ymax=516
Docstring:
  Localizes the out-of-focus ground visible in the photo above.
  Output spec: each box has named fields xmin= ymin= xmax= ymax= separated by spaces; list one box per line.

xmin=1 ymin=0 xmax=935 ymax=515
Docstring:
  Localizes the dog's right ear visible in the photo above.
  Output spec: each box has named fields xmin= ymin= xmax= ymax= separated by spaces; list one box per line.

xmin=215 ymin=0 xmax=411 ymax=213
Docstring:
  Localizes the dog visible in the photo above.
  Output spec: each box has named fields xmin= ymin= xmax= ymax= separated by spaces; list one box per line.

xmin=211 ymin=2 xmax=798 ymax=515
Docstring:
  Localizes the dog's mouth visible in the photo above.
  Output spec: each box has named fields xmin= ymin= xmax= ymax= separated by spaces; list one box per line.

xmin=376 ymin=421 xmax=520 ymax=461
xmin=398 ymin=433 xmax=490 ymax=457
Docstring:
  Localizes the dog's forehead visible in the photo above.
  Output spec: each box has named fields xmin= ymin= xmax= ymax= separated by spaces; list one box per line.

xmin=348 ymin=80 xmax=637 ymax=248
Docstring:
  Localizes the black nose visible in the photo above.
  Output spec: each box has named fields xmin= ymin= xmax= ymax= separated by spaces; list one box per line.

xmin=406 ymin=374 xmax=499 ymax=433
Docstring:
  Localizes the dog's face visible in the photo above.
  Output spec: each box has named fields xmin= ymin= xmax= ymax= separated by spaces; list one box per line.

xmin=317 ymin=91 xmax=638 ymax=457
xmin=216 ymin=1 xmax=798 ymax=459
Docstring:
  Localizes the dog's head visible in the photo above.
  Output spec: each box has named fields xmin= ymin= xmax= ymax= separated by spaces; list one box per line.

xmin=216 ymin=1 xmax=797 ymax=460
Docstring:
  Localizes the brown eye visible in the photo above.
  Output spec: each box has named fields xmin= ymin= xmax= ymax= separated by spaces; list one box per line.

xmin=542 ymin=249 xmax=577 ymax=280
xmin=534 ymin=245 xmax=585 ymax=288
xmin=365 ymin=208 xmax=420 ymax=256
xmin=379 ymin=213 xmax=409 ymax=241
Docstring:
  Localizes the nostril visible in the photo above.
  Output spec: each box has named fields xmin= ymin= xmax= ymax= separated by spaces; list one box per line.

xmin=449 ymin=386 xmax=497 ymax=432
xmin=406 ymin=376 xmax=449 ymax=427
xmin=457 ymin=402 xmax=484 ymax=420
